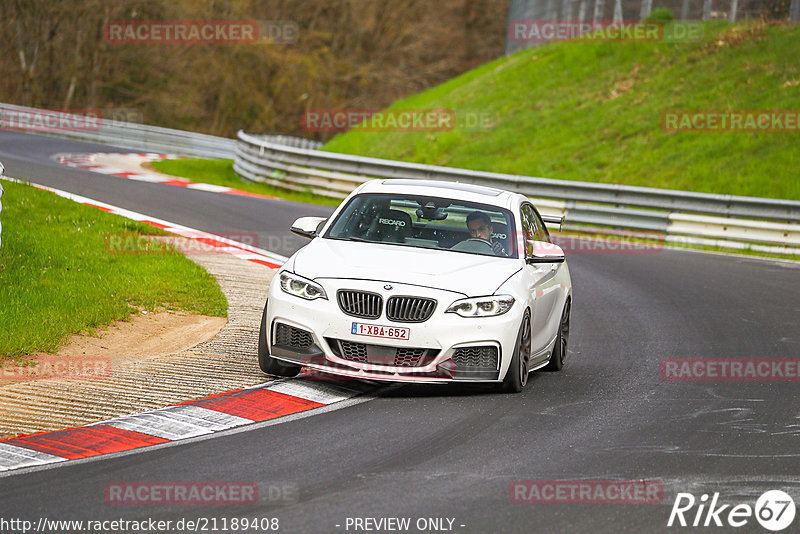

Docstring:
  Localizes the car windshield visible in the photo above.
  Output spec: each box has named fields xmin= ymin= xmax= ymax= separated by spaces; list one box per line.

xmin=323 ymin=193 xmax=517 ymax=259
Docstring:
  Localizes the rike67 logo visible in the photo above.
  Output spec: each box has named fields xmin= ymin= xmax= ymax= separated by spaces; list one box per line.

xmin=668 ymin=490 xmax=796 ymax=531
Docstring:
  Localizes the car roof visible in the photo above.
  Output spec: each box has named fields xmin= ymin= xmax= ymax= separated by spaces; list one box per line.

xmin=356 ymin=179 xmax=521 ymax=208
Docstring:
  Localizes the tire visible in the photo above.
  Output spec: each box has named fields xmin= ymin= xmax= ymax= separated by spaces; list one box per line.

xmin=258 ymin=300 xmax=301 ymax=377
xmin=543 ymin=299 xmax=570 ymax=372
xmin=501 ymin=310 xmax=532 ymax=393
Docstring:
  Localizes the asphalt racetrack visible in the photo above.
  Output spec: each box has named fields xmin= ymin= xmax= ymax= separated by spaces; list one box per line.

xmin=1 ymin=131 xmax=799 ymax=533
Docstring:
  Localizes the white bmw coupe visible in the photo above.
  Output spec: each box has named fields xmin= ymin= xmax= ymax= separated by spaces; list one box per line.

xmin=258 ymin=179 xmax=572 ymax=392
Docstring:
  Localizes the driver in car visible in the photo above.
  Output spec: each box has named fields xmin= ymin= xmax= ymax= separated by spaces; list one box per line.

xmin=466 ymin=211 xmax=507 ymax=257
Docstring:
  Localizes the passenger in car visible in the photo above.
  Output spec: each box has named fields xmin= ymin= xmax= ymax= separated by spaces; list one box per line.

xmin=466 ymin=211 xmax=508 ymax=257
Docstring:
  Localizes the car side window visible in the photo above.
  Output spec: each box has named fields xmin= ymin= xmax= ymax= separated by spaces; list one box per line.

xmin=520 ymin=204 xmax=538 ymax=257
xmin=531 ymin=207 xmax=551 ymax=243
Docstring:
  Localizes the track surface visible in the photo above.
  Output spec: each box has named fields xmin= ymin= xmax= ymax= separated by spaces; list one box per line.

xmin=1 ymin=131 xmax=799 ymax=533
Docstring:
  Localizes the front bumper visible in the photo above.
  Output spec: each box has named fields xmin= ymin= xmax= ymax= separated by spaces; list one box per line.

xmin=266 ymin=276 xmax=523 ymax=383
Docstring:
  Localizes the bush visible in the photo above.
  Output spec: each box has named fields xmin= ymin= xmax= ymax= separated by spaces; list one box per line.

xmin=645 ymin=7 xmax=675 ymax=23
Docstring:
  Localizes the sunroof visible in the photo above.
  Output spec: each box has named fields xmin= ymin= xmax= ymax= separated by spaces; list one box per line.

xmin=381 ymin=179 xmax=504 ymax=196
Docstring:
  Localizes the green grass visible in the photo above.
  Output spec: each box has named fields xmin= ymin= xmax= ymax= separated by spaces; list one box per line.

xmin=150 ymin=158 xmax=341 ymax=207
xmin=0 ymin=180 xmax=227 ymax=360
xmin=322 ymin=20 xmax=800 ymax=201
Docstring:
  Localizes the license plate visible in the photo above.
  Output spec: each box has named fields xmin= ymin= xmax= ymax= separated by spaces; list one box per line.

xmin=351 ymin=322 xmax=410 ymax=340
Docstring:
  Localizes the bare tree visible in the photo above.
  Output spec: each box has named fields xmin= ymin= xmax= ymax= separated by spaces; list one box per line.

xmin=545 ymin=0 xmax=556 ymax=19
xmin=702 ymin=0 xmax=713 ymax=19
xmin=563 ymin=0 xmax=574 ymax=20
xmin=729 ymin=0 xmax=739 ymax=22
xmin=578 ymin=0 xmax=588 ymax=21
xmin=594 ymin=0 xmax=605 ymax=21
xmin=681 ymin=0 xmax=690 ymax=19
xmin=0 ymin=0 xmax=511 ymax=138
xmin=640 ymin=0 xmax=653 ymax=19
xmin=613 ymin=0 xmax=623 ymax=22
xmin=4 ymin=0 xmax=62 ymax=106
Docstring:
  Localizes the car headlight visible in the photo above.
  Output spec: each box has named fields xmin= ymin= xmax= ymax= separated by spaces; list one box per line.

xmin=279 ymin=271 xmax=328 ymax=300
xmin=445 ymin=295 xmax=515 ymax=317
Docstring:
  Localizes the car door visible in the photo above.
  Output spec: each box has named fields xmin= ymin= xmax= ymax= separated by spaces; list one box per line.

xmin=521 ymin=203 xmax=561 ymax=359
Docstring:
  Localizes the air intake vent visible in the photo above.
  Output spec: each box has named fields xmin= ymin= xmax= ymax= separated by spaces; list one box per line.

xmin=327 ymin=338 xmax=437 ymax=367
xmin=274 ymin=323 xmax=314 ymax=348
xmin=336 ymin=340 xmax=369 ymax=363
xmin=452 ymin=346 xmax=499 ymax=369
xmin=386 ymin=296 xmax=437 ymax=323
xmin=337 ymin=290 xmax=382 ymax=319
xmin=394 ymin=347 xmax=430 ymax=366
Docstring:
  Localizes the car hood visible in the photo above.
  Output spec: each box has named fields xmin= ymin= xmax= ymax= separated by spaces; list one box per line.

xmin=291 ymin=238 xmax=520 ymax=297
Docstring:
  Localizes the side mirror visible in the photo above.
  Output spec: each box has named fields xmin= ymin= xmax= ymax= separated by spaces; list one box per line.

xmin=290 ymin=216 xmax=327 ymax=239
xmin=525 ymin=241 xmax=565 ymax=264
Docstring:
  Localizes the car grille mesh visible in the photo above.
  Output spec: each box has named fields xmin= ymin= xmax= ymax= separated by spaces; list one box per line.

xmin=337 ymin=340 xmax=369 ymax=362
xmin=386 ymin=296 xmax=437 ymax=323
xmin=274 ymin=323 xmax=314 ymax=348
xmin=329 ymin=339 xmax=436 ymax=367
xmin=337 ymin=290 xmax=382 ymax=319
xmin=452 ymin=346 xmax=498 ymax=369
xmin=394 ymin=347 xmax=429 ymax=366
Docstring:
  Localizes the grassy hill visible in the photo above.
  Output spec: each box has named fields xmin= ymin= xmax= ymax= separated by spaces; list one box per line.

xmin=323 ymin=21 xmax=800 ymax=201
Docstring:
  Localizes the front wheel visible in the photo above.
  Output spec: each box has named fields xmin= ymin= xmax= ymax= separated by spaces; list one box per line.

xmin=543 ymin=299 xmax=570 ymax=372
xmin=258 ymin=300 xmax=301 ymax=377
xmin=501 ymin=310 xmax=532 ymax=393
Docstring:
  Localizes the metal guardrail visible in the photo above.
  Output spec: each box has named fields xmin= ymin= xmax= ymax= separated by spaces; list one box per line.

xmin=235 ymin=130 xmax=800 ymax=254
xmin=0 ymin=103 xmax=235 ymax=159
xmin=2 ymin=101 xmax=795 ymax=254
xmin=245 ymin=134 xmax=323 ymax=151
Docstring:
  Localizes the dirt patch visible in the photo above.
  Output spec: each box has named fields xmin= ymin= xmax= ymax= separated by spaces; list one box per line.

xmin=0 ymin=311 xmax=227 ymax=387
xmin=688 ymin=20 xmax=771 ymax=62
